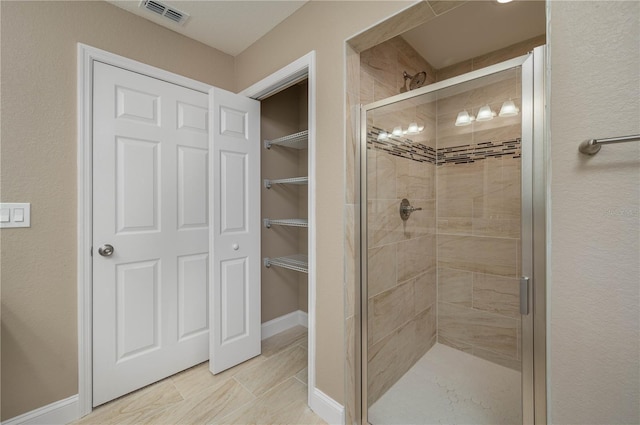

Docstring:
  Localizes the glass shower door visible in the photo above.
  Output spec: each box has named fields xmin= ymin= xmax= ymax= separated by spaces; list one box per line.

xmin=361 ymin=65 xmax=529 ymax=425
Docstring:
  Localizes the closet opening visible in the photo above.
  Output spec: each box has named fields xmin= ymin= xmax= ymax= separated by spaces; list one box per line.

xmin=238 ymin=50 xmax=318 ymax=417
xmin=258 ymin=78 xmax=311 ymax=393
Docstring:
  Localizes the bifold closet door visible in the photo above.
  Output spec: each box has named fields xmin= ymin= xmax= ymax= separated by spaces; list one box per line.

xmin=92 ymin=62 xmax=210 ymax=406
xmin=209 ymin=88 xmax=261 ymax=374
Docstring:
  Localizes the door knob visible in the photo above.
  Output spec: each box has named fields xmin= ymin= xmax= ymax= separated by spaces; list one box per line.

xmin=98 ymin=244 xmax=114 ymax=257
xmin=232 ymin=243 xmax=239 ymax=251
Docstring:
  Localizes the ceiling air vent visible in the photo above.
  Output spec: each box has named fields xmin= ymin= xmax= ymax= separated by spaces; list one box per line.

xmin=139 ymin=0 xmax=190 ymax=26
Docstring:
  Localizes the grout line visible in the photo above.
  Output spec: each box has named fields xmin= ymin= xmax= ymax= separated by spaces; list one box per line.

xmin=293 ymin=375 xmax=308 ymax=387
xmin=237 ymin=343 xmax=306 ymax=394
xmin=174 ymin=374 xmax=237 ymax=403
xmin=211 ymin=378 xmax=258 ymax=423
xmin=369 ymin=308 xmax=423 ymax=349
xmin=232 ymin=376 xmax=259 ymax=399
xmin=439 ymin=300 xmax=519 ymax=321
xmin=297 ymin=337 xmax=308 ymax=350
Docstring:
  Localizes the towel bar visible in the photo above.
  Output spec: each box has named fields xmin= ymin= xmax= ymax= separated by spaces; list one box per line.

xmin=579 ymin=134 xmax=640 ymax=155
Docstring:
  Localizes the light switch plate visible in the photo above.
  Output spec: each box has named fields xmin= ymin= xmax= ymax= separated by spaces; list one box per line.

xmin=0 ymin=203 xmax=31 ymax=228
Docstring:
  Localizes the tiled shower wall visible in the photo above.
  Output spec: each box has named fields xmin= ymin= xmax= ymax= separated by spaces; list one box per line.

xmin=366 ymin=105 xmax=438 ymax=405
xmin=359 ymin=38 xmax=537 ymax=407
xmin=361 ymin=36 xmax=439 ymax=406
xmin=350 ymin=31 xmax=545 ymax=419
xmin=435 ymin=68 xmax=523 ymax=371
xmin=360 ymin=36 xmax=436 ymax=104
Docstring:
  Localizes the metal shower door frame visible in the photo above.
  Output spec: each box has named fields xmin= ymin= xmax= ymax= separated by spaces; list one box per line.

xmin=357 ymin=47 xmax=547 ymax=425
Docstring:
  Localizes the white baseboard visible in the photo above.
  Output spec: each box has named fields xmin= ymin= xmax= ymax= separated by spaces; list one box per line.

xmin=309 ymin=387 xmax=345 ymax=425
xmin=2 ymin=395 xmax=80 ymax=425
xmin=261 ymin=309 xmax=308 ymax=340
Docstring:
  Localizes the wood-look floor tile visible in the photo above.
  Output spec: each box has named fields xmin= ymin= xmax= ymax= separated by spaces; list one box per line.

xmin=261 ymin=325 xmax=307 ymax=358
xmin=171 ymin=356 xmax=266 ymax=400
xmin=296 ymin=367 xmax=309 ymax=384
xmin=74 ymin=327 xmax=315 ymax=425
xmin=234 ymin=345 xmax=307 ymax=397
xmin=213 ymin=377 xmax=326 ymax=425
xmin=141 ymin=378 xmax=255 ymax=424
xmin=73 ymin=380 xmax=183 ymax=425
xmin=297 ymin=333 xmax=308 ymax=350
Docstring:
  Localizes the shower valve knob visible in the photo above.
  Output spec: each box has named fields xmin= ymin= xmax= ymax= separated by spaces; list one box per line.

xmin=400 ymin=199 xmax=423 ymax=221
xmin=403 ymin=206 xmax=422 ymax=213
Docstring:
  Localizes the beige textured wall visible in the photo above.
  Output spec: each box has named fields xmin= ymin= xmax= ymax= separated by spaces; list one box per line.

xmin=234 ymin=0 xmax=414 ymax=403
xmin=261 ymin=84 xmax=308 ymax=322
xmin=0 ymin=1 xmax=234 ymax=420
xmin=548 ymin=1 xmax=640 ymax=423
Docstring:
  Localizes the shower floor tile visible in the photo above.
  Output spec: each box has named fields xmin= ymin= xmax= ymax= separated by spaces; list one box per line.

xmin=369 ymin=343 xmax=521 ymax=425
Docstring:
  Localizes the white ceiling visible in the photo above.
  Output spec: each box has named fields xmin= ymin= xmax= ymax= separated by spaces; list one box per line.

xmin=106 ymin=0 xmax=308 ymax=56
xmin=403 ymin=0 xmax=546 ymax=69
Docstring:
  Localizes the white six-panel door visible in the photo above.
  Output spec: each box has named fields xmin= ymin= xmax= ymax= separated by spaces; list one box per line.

xmin=92 ymin=62 xmax=210 ymax=406
xmin=209 ymin=88 xmax=261 ymax=374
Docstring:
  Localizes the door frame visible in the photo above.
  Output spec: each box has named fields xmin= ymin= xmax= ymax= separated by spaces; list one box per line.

xmin=76 ymin=43 xmax=213 ymax=416
xmin=357 ymin=48 xmax=548 ymax=424
xmin=238 ymin=51 xmax=328 ymax=420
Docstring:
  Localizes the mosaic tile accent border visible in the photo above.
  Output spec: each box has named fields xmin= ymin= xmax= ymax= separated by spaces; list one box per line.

xmin=367 ymin=127 xmax=521 ymax=166
xmin=437 ymin=138 xmax=521 ymax=165
xmin=367 ymin=127 xmax=437 ymax=164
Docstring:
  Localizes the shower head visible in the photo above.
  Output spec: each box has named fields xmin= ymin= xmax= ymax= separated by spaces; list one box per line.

xmin=403 ymin=71 xmax=427 ymax=90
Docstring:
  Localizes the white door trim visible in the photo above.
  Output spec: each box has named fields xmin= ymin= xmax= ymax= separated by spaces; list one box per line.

xmin=76 ymin=43 xmax=213 ymax=417
xmin=238 ymin=51 xmax=322 ymax=416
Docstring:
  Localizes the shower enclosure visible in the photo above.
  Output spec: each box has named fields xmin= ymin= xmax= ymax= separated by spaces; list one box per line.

xmin=358 ymin=47 xmax=546 ymax=424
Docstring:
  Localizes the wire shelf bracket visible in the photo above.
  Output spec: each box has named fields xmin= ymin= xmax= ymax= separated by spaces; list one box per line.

xmin=263 ymin=254 xmax=308 ymax=273
xmin=263 ymin=218 xmax=308 ymax=228
xmin=264 ymin=177 xmax=309 ymax=189
xmin=264 ymin=130 xmax=308 ymax=150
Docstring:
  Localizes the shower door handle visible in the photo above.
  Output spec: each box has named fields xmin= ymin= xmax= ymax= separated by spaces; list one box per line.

xmin=520 ymin=276 xmax=530 ymax=315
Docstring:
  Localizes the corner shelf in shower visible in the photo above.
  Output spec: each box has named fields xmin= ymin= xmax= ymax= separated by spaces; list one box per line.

xmin=264 ymin=254 xmax=308 ymax=274
xmin=264 ymin=130 xmax=308 ymax=150
xmin=264 ymin=176 xmax=308 ymax=189
xmin=263 ymin=218 xmax=308 ymax=228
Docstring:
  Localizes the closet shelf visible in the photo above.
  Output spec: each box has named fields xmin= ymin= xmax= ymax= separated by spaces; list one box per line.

xmin=264 ymin=177 xmax=309 ymax=189
xmin=264 ymin=254 xmax=308 ymax=273
xmin=264 ymin=130 xmax=308 ymax=150
xmin=264 ymin=218 xmax=308 ymax=228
